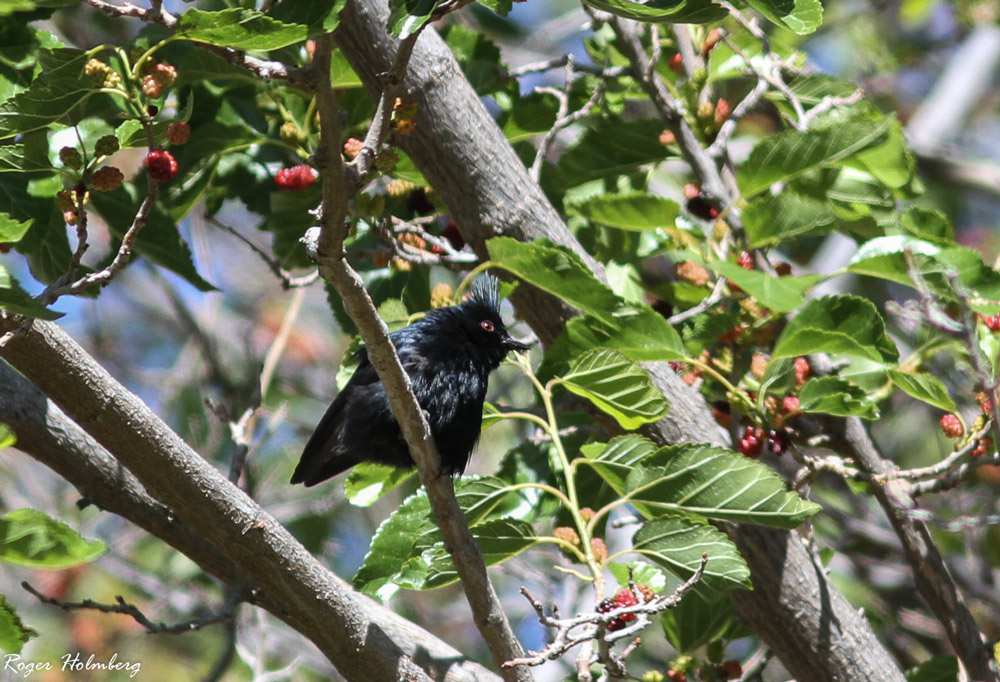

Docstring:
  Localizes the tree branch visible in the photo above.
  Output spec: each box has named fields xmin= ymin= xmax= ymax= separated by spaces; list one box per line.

xmin=311 ymin=34 xmax=530 ymax=682
xmin=332 ymin=2 xmax=904 ymax=679
xmin=0 ymin=340 xmax=500 ymax=682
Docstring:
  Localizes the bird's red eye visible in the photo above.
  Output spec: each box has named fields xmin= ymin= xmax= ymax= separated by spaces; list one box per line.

xmin=480 ymin=320 xmax=495 ymax=333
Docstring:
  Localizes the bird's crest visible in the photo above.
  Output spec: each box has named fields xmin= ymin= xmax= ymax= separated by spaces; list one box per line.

xmin=467 ymin=274 xmax=501 ymax=314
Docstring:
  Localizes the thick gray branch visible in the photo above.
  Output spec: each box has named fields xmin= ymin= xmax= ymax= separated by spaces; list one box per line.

xmin=0 ymin=332 xmax=499 ymax=682
xmin=333 ymin=1 xmax=903 ymax=679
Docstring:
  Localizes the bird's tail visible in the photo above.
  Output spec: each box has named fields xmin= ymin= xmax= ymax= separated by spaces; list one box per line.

xmin=290 ymin=451 xmax=360 ymax=487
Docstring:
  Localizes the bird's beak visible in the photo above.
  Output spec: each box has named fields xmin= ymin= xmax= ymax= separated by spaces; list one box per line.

xmin=503 ymin=334 xmax=535 ymax=352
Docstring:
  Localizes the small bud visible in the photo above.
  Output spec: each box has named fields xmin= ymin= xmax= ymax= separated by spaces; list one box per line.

xmin=148 ymin=62 xmax=177 ymax=88
xmin=579 ymin=507 xmax=596 ymax=522
xmin=697 ymin=100 xmax=714 ymax=120
xmin=103 ymin=71 xmax=122 ymax=89
xmin=750 ymin=353 xmax=768 ymax=379
xmin=714 ymin=98 xmax=732 ymax=125
xmin=658 ymin=129 xmax=676 ymax=145
xmin=59 ymin=146 xmax=82 ymax=170
xmin=739 ymin=425 xmax=764 ymax=458
xmin=590 ymin=537 xmax=608 ymax=564
xmin=90 ymin=166 xmax=124 ymax=192
xmin=669 ymin=53 xmax=684 ymax=74
xmin=676 ymin=260 xmax=710 ymax=286
xmin=794 ymin=357 xmax=811 ymax=386
xmin=166 ymin=121 xmax=191 ymax=145
xmin=391 ymin=256 xmax=412 ymax=272
xmin=702 ymin=28 xmax=723 ymax=56
xmin=280 ymin=121 xmax=305 ymax=144
xmin=94 ymin=135 xmax=119 ymax=157
xmin=141 ymin=74 xmax=162 ymax=98
xmin=343 ymin=137 xmax=365 ymax=159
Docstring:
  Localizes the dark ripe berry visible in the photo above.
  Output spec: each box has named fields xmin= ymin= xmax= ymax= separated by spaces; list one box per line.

xmin=737 ymin=250 xmax=754 ymax=270
xmin=0 ymin=243 xmax=11 ymax=253
xmin=720 ymin=661 xmax=742 ymax=679
xmin=94 ymin=135 xmax=119 ymax=157
xmin=145 ymin=149 xmax=178 ymax=182
xmin=775 ymin=262 xmax=793 ymax=276
xmin=739 ymin=426 xmax=764 ymax=458
xmin=767 ymin=429 xmax=788 ymax=455
xmin=90 ymin=166 xmax=124 ymax=192
xmin=794 ymin=357 xmax=811 ymax=386
xmin=982 ymin=314 xmax=1000 ymax=332
xmin=667 ymin=671 xmax=687 ymax=682
xmin=443 ymin=220 xmax=465 ymax=250
xmin=782 ymin=395 xmax=801 ymax=415
xmin=669 ymin=53 xmax=684 ymax=74
xmin=59 ymin=146 xmax=82 ymax=170
xmin=712 ymin=400 xmax=732 ymax=428
xmin=166 ymin=121 xmax=190 ymax=146
xmin=686 ymin=195 xmax=719 ymax=221
xmin=598 ymin=588 xmax=640 ymax=631
xmin=940 ymin=414 xmax=964 ymax=439
xmin=274 ymin=164 xmax=318 ymax=190
xmin=972 ymin=436 xmax=992 ymax=458
xmin=146 ymin=105 xmax=159 ymax=117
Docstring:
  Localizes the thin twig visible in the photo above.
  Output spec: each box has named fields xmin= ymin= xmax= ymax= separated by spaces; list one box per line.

xmin=22 ymin=581 xmax=236 ymax=635
xmin=208 ymin=216 xmax=319 ymax=289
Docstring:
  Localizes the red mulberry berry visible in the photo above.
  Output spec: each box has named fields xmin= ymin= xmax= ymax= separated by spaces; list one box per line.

xmin=145 ymin=149 xmax=178 ymax=182
xmin=939 ymin=414 xmax=963 ymax=439
xmin=782 ymin=395 xmax=801 ymax=415
xmin=739 ymin=426 xmax=764 ymax=458
xmin=275 ymin=164 xmax=318 ymax=190
xmin=794 ymin=357 xmax=811 ymax=386
xmin=90 ymin=166 xmax=124 ymax=192
xmin=166 ymin=122 xmax=190 ymax=146
xmin=737 ymin=250 xmax=753 ymax=270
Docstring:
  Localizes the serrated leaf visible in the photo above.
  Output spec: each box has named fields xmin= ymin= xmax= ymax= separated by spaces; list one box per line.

xmin=743 ymin=191 xmax=836 ymax=248
xmin=556 ymin=119 xmax=674 ymax=184
xmin=0 ymin=594 xmax=35 ymax=654
xmin=568 ymin=192 xmax=680 ymax=231
xmin=900 ymin=207 xmax=954 ymax=245
xmin=708 ymin=261 xmax=823 ymax=313
xmin=661 ymin=589 xmax=738 ymax=653
xmin=607 ymin=560 xmax=668 ymax=592
xmin=0 ymin=265 xmax=61 ymax=319
xmin=344 ymin=463 xmax=416 ymax=507
xmin=387 ymin=0 xmax=439 ymax=39
xmin=558 ymin=349 xmax=668 ymax=429
xmin=737 ymin=112 xmax=891 ymax=197
xmin=176 ymin=8 xmax=308 ymax=50
xmin=748 ymin=0 xmax=823 ymax=34
xmin=772 ymin=295 xmax=898 ymax=363
xmin=580 ymin=434 xmax=659 ymax=494
xmin=623 ymin=444 xmax=821 ymax=528
xmin=352 ymin=477 xmax=530 ymax=598
xmin=798 ymin=376 xmax=879 ymax=419
xmin=269 ymin=0 xmax=346 ymax=35
xmin=417 ymin=519 xmax=539 ymax=589
xmin=631 ymin=517 xmax=750 ymax=590
xmin=583 ymin=0 xmax=726 ymax=23
xmin=0 ymin=213 xmax=31 ymax=244
xmin=0 ymin=508 xmax=105 ymax=569
xmin=889 ymin=370 xmax=956 ymax=412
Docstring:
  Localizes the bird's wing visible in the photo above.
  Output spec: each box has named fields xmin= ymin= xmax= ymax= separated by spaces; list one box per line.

xmin=290 ymin=332 xmax=420 ymax=486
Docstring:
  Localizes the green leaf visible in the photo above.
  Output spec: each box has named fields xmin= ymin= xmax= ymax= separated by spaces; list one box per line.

xmin=176 ymin=8 xmax=309 ymax=50
xmin=417 ymin=519 xmax=539 ymax=589
xmin=608 ymin=560 xmax=668 ymax=592
xmin=0 ymin=508 xmax=106 ymax=569
xmin=501 ymin=92 xmax=559 ymax=142
xmin=580 ymin=434 xmax=660 ymax=495
xmin=737 ymin=112 xmax=891 ymax=197
xmin=798 ymin=376 xmax=879 ymax=419
xmin=568 ymin=192 xmax=680 ymax=231
xmin=0 ymin=264 xmax=61 ymax=319
xmin=743 ymin=191 xmax=836 ymax=248
xmin=0 ymin=213 xmax=31 ymax=244
xmin=900 ymin=207 xmax=954 ymax=245
xmin=556 ymin=119 xmax=673 ymax=185
xmin=661 ymin=590 xmax=738 ymax=653
xmin=344 ymin=464 xmax=416 ymax=507
xmin=387 ymin=0 xmax=439 ymax=39
xmin=849 ymin=116 xmax=915 ymax=190
xmin=352 ymin=477 xmax=530 ymax=598
xmin=905 ymin=656 xmax=959 ymax=682
xmin=583 ymin=0 xmax=726 ymax=23
xmin=269 ymin=0 xmax=347 ymax=35
xmin=0 ymin=594 xmax=35 ymax=654
xmin=707 ymin=261 xmax=824 ymax=313
xmin=0 ymin=423 xmax=14 ymax=448
xmin=557 ymin=349 xmax=668 ymax=429
xmin=0 ymin=49 xmax=112 ymax=140
xmin=889 ymin=370 xmax=957 ymax=412
xmin=622 ymin=443 xmax=822 ymax=528
xmin=442 ymin=25 xmax=506 ymax=95
xmin=631 ymin=517 xmax=750 ymax=591
xmin=772 ymin=295 xmax=899 ymax=363
xmin=748 ymin=0 xmax=823 ymax=34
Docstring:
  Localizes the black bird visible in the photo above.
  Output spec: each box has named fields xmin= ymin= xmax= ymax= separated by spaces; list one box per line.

xmin=290 ymin=275 xmax=531 ymax=486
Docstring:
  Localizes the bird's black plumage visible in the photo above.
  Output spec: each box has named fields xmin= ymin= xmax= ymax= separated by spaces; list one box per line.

xmin=290 ymin=276 xmax=530 ymax=487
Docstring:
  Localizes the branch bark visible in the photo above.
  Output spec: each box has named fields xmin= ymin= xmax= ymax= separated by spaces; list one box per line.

xmin=311 ymin=34 xmax=529 ymax=681
xmin=333 ymin=2 xmax=904 ymax=679
xmin=0 ymin=338 xmax=500 ymax=682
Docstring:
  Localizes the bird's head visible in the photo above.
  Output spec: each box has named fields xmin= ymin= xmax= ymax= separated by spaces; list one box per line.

xmin=459 ymin=274 xmax=533 ymax=366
